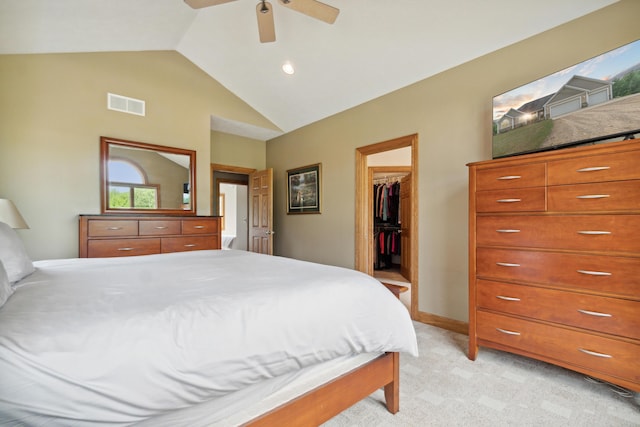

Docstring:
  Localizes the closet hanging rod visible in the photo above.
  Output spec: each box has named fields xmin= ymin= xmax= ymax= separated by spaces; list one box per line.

xmin=375 ymin=224 xmax=401 ymax=230
xmin=373 ymin=174 xmax=406 ymax=184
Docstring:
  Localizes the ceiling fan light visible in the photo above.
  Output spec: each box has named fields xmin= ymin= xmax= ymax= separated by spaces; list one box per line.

xmin=282 ymin=62 xmax=295 ymax=75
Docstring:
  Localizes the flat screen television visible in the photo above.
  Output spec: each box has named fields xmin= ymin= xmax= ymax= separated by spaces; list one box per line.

xmin=492 ymin=39 xmax=640 ymax=159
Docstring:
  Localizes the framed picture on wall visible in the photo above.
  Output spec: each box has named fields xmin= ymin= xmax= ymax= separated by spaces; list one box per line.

xmin=287 ymin=163 xmax=321 ymax=214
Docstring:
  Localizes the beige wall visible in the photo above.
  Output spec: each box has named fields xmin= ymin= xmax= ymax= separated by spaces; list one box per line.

xmin=0 ymin=51 xmax=276 ymax=260
xmin=266 ymin=1 xmax=640 ymax=322
xmin=211 ymin=131 xmax=266 ymax=171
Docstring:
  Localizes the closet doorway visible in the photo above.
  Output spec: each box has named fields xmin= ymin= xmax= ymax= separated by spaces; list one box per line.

xmin=355 ymin=135 xmax=418 ymax=318
xmin=372 ymin=166 xmax=410 ymax=279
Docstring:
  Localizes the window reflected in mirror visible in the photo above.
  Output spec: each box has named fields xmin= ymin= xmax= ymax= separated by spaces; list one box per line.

xmin=107 ymin=159 xmax=159 ymax=209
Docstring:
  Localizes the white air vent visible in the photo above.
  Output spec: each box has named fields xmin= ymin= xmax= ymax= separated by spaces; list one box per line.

xmin=107 ymin=93 xmax=145 ymax=116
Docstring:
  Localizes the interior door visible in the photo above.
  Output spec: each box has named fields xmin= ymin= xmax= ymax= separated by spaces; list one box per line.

xmin=400 ymin=174 xmax=411 ymax=280
xmin=249 ymin=168 xmax=274 ymax=255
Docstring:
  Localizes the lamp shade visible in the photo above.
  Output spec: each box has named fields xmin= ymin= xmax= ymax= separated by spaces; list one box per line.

xmin=0 ymin=199 xmax=29 ymax=229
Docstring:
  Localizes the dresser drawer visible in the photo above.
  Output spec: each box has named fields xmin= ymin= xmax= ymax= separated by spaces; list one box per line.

xmin=161 ymin=236 xmax=218 ymax=253
xmin=87 ymin=238 xmax=160 ymax=257
xmin=548 ymin=180 xmax=640 ymax=212
xmin=181 ymin=219 xmax=218 ymax=235
xmin=476 ymin=163 xmax=546 ymax=191
xmin=88 ymin=220 xmax=138 ymax=237
xmin=476 ymin=279 xmax=640 ymax=340
xmin=139 ymin=220 xmax=181 ymax=236
xmin=548 ymin=149 xmax=640 ymax=185
xmin=476 ymin=248 xmax=640 ymax=298
xmin=476 ymin=188 xmax=546 ymax=212
xmin=476 ymin=215 xmax=640 ymax=253
xmin=476 ymin=311 xmax=640 ymax=385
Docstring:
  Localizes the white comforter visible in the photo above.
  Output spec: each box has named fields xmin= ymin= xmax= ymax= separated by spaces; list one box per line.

xmin=0 ymin=250 xmax=417 ymax=426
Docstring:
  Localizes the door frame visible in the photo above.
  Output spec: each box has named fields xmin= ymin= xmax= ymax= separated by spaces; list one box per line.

xmin=355 ymin=134 xmax=418 ymax=318
xmin=210 ymin=163 xmax=256 ymax=215
xmin=210 ymin=164 xmax=256 ymax=248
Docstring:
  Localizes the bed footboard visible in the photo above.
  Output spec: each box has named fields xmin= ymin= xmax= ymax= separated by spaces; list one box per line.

xmin=246 ymin=352 xmax=400 ymax=426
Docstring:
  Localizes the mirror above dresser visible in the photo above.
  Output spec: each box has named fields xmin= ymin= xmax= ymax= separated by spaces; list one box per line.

xmin=100 ymin=136 xmax=196 ymax=215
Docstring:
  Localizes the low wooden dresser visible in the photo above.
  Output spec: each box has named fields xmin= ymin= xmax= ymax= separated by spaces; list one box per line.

xmin=468 ymin=138 xmax=640 ymax=392
xmin=79 ymin=215 xmax=221 ymax=258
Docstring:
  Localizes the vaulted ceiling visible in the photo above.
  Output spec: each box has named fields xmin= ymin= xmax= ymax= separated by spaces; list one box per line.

xmin=0 ymin=0 xmax=618 ymax=139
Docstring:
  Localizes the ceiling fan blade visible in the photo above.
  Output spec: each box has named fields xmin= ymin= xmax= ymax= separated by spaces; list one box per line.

xmin=184 ymin=0 xmax=237 ymax=9
xmin=256 ymin=2 xmax=276 ymax=43
xmin=277 ymin=0 xmax=339 ymax=24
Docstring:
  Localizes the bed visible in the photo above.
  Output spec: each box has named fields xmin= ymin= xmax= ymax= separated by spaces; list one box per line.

xmin=0 ymin=222 xmax=418 ymax=426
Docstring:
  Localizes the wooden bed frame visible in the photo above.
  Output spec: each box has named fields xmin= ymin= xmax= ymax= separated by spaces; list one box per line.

xmin=246 ymin=352 xmax=400 ymax=426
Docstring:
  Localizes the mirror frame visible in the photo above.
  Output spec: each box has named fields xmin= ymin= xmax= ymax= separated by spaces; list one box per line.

xmin=100 ymin=136 xmax=197 ymax=215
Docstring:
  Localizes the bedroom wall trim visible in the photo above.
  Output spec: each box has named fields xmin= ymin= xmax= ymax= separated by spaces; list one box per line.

xmin=414 ymin=311 xmax=468 ymax=336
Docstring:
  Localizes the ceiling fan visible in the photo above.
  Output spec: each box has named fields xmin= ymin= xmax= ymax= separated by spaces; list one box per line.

xmin=184 ymin=0 xmax=339 ymax=43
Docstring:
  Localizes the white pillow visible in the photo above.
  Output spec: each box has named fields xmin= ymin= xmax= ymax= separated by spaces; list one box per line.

xmin=0 ymin=221 xmax=35 ymax=284
xmin=0 ymin=260 xmax=13 ymax=307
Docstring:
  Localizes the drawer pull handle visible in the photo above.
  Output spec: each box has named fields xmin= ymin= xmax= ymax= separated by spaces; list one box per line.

xmin=117 ymin=247 xmax=134 ymax=251
xmin=577 ymin=269 xmax=612 ymax=276
xmin=496 ymin=229 xmax=521 ymax=233
xmin=496 ymin=295 xmax=521 ymax=301
xmin=184 ymin=244 xmax=197 ymax=247
xmin=193 ymin=225 xmax=205 ymax=229
xmin=578 ymin=309 xmax=612 ymax=318
xmin=579 ymin=348 xmax=612 ymax=359
xmin=107 ymin=227 xmax=123 ymax=230
xmin=576 ymin=166 xmax=610 ymax=173
xmin=496 ymin=328 xmax=521 ymax=336
xmin=497 ymin=198 xmax=522 ymax=203
xmin=496 ymin=262 xmax=520 ymax=267
xmin=577 ymin=230 xmax=611 ymax=235
xmin=576 ymin=194 xmax=610 ymax=199
xmin=497 ymin=175 xmax=521 ymax=180
xmin=154 ymin=226 xmax=168 ymax=230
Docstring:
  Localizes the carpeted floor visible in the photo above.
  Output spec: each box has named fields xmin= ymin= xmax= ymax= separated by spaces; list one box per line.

xmin=323 ymin=321 xmax=640 ymax=426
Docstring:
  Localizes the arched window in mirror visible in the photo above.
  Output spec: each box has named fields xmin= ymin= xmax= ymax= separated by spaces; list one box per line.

xmin=109 ymin=159 xmax=145 ymax=184
xmin=107 ymin=158 xmax=159 ymax=209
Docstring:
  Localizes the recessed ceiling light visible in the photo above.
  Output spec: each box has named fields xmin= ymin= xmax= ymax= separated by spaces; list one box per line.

xmin=282 ymin=61 xmax=295 ymax=75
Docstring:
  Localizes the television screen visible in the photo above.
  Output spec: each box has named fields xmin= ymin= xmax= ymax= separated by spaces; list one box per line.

xmin=492 ymin=39 xmax=640 ymax=159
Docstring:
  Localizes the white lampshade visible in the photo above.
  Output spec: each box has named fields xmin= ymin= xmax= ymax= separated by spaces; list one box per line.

xmin=0 ymin=199 xmax=29 ymax=229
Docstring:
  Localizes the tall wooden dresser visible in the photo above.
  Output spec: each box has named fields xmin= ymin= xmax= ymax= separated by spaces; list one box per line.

xmin=467 ymin=139 xmax=640 ymax=392
xmin=79 ymin=215 xmax=221 ymax=258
